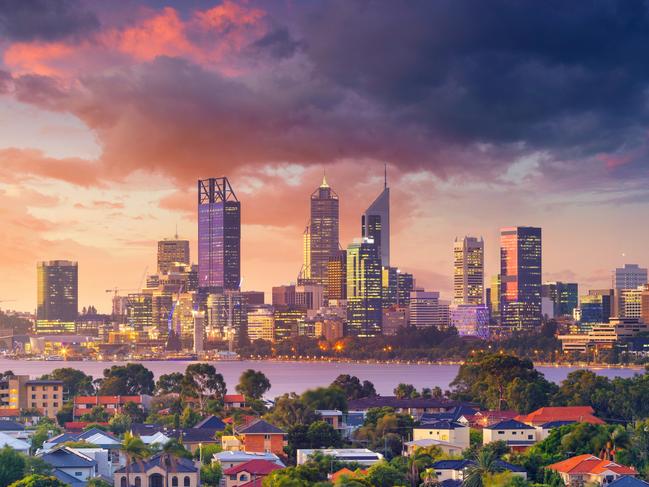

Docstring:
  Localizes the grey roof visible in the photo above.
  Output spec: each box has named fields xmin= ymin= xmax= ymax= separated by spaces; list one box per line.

xmin=0 ymin=420 xmax=24 ymax=431
xmin=194 ymin=415 xmax=226 ymax=430
xmin=418 ymin=420 xmax=466 ymax=430
xmin=130 ymin=423 xmax=220 ymax=443
xmin=432 ymin=459 xmax=526 ymax=473
xmin=77 ymin=428 xmax=118 ymax=441
xmin=115 ymin=453 xmax=198 ymax=474
xmin=26 ymin=380 xmax=63 ymax=385
xmin=608 ymin=477 xmax=649 ymax=487
xmin=180 ymin=429 xmax=220 ymax=443
xmin=420 ymin=406 xmax=479 ymax=423
xmin=52 ymin=469 xmax=87 ymax=487
xmin=48 ymin=433 xmax=80 ymax=445
xmin=486 ymin=419 xmax=535 ymax=430
xmin=236 ymin=419 xmax=285 ymax=435
xmin=540 ymin=420 xmax=576 ymax=429
xmin=42 ymin=448 xmax=97 ymax=468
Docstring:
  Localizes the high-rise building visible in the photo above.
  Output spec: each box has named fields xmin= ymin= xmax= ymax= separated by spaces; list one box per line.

xmin=242 ymin=291 xmax=265 ymax=306
xmin=198 ymin=178 xmax=241 ymax=291
xmin=613 ymin=264 xmax=648 ymax=290
xmin=362 ymin=169 xmax=390 ymax=267
xmin=272 ymin=285 xmax=296 ymax=307
xmin=247 ymin=306 xmax=275 ymax=342
xmin=193 ymin=310 xmax=205 ymax=353
xmin=396 ymin=271 xmax=415 ymax=308
xmin=453 ymin=237 xmax=484 ymax=305
xmin=500 ymin=226 xmax=542 ymax=330
xmin=305 ymin=176 xmax=339 ymax=285
xmin=588 ymin=289 xmax=614 ymax=323
xmin=614 ymin=286 xmax=646 ymax=320
xmin=346 ymin=238 xmax=383 ymax=337
xmin=273 ymin=307 xmax=305 ymax=342
xmin=157 ymin=238 xmax=190 ymax=275
xmin=295 ymin=283 xmax=325 ymax=316
xmin=206 ymin=291 xmax=247 ymax=345
xmin=36 ymin=260 xmax=78 ymax=334
xmin=325 ymin=250 xmax=347 ymax=301
xmin=409 ymin=291 xmax=439 ymax=329
xmin=382 ymin=307 xmax=408 ymax=335
xmin=487 ymin=274 xmax=501 ymax=323
xmin=382 ymin=266 xmax=398 ymax=308
xmin=641 ymin=289 xmax=649 ymax=325
xmin=450 ymin=304 xmax=490 ymax=338
xmin=542 ymin=282 xmax=579 ymax=317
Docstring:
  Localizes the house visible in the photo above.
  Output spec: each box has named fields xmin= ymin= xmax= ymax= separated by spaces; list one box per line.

xmin=0 ymin=408 xmax=20 ymax=420
xmin=419 ymin=406 xmax=479 ymax=425
xmin=223 ymin=459 xmax=282 ymax=487
xmin=403 ymin=438 xmax=465 ymax=457
xmin=43 ymin=428 xmax=123 ymax=470
xmin=222 ymin=435 xmax=243 ymax=451
xmin=548 ymin=454 xmax=637 ymax=487
xmin=316 ymin=410 xmax=343 ymax=430
xmin=432 ymin=459 xmax=527 ymax=483
xmin=483 ymin=419 xmax=537 ymax=452
xmin=413 ymin=420 xmax=470 ymax=449
xmin=296 ymin=448 xmax=384 ymax=466
xmin=235 ymin=419 xmax=287 ymax=456
xmin=316 ymin=410 xmax=366 ymax=438
xmin=65 ymin=422 xmax=111 ymax=433
xmin=0 ymin=431 xmax=30 ymax=454
xmin=131 ymin=422 xmax=224 ymax=453
xmin=213 ymin=451 xmax=285 ymax=471
xmin=608 ymin=477 xmax=649 ymax=487
xmin=114 ymin=453 xmax=200 ymax=487
xmin=347 ymin=396 xmax=471 ymax=418
xmin=465 ymin=410 xmax=519 ymax=428
xmin=40 ymin=446 xmax=98 ymax=483
xmin=73 ymin=395 xmax=151 ymax=419
xmin=224 ymin=394 xmax=247 ymax=409
xmin=0 ymin=419 xmax=29 ymax=440
xmin=194 ymin=415 xmax=226 ymax=430
xmin=516 ymin=406 xmax=604 ymax=427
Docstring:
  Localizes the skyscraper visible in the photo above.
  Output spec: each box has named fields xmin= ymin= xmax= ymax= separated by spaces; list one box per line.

xmin=409 ymin=291 xmax=440 ymax=329
xmin=396 ymin=271 xmax=415 ymax=307
xmin=500 ymin=226 xmax=542 ymax=330
xmin=198 ymin=178 xmax=241 ymax=291
xmin=542 ymin=282 xmax=578 ymax=317
xmin=305 ymin=176 xmax=339 ymax=285
xmin=157 ymin=237 xmax=190 ymax=275
xmin=613 ymin=264 xmax=648 ymax=290
xmin=325 ymin=250 xmax=347 ymax=301
xmin=362 ymin=168 xmax=390 ymax=267
xmin=36 ymin=260 xmax=78 ymax=334
xmin=346 ymin=238 xmax=383 ymax=337
xmin=453 ymin=236 xmax=484 ymax=305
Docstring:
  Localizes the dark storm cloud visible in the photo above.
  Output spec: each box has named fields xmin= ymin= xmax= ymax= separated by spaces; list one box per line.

xmin=0 ymin=0 xmax=99 ymax=41
xmin=248 ymin=27 xmax=300 ymax=59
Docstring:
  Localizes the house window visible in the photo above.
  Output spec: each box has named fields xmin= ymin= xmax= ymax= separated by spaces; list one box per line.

xmin=498 ymin=431 xmax=504 ymax=434
xmin=54 ymin=403 xmax=58 ymax=407
xmin=528 ymin=435 xmax=533 ymax=439
xmin=240 ymin=474 xmax=248 ymax=481
xmin=53 ymin=386 xmax=58 ymax=390
xmin=135 ymin=477 xmax=141 ymax=487
xmin=31 ymin=395 xmax=36 ymax=399
xmin=31 ymin=403 xmax=36 ymax=408
xmin=184 ymin=477 xmax=190 ymax=487
xmin=512 ymin=432 xmax=517 ymax=435
xmin=43 ymin=394 xmax=48 ymax=399
xmin=172 ymin=477 xmax=178 ymax=487
xmin=121 ymin=477 xmax=127 ymax=487
xmin=264 ymin=434 xmax=271 ymax=440
xmin=54 ymin=394 xmax=58 ymax=399
xmin=75 ymin=472 xmax=82 ymax=477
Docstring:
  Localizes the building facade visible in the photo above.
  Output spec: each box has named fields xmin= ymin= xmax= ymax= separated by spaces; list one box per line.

xmin=453 ymin=237 xmax=484 ymax=305
xmin=362 ymin=176 xmax=390 ymax=267
xmin=157 ymin=238 xmax=190 ymax=275
xmin=306 ymin=177 xmax=340 ymax=285
xmin=36 ymin=260 xmax=78 ymax=334
xmin=346 ymin=239 xmax=383 ymax=337
xmin=542 ymin=282 xmax=579 ymax=317
xmin=613 ymin=264 xmax=648 ymax=291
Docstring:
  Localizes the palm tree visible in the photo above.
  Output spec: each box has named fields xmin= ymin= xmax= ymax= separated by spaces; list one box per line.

xmin=121 ymin=432 xmax=150 ymax=487
xmin=420 ymin=467 xmax=439 ymax=486
xmin=601 ymin=426 xmax=630 ymax=461
xmin=464 ymin=449 xmax=503 ymax=487
xmin=408 ymin=450 xmax=433 ymax=487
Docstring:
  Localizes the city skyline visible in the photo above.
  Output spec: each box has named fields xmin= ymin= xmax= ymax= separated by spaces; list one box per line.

xmin=2 ymin=1 xmax=649 ymax=313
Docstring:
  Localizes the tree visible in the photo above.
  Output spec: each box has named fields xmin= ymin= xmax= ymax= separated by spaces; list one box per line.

xmin=109 ymin=413 xmax=132 ymax=435
xmin=0 ymin=446 xmax=26 ymax=487
xmin=98 ymin=363 xmax=155 ymax=395
xmin=156 ymin=372 xmax=185 ymax=395
xmin=180 ymin=406 xmax=201 ymax=428
xmin=122 ymin=401 xmax=146 ymax=423
xmin=421 ymin=467 xmax=439 ymax=486
xmin=394 ymin=383 xmax=419 ymax=399
xmin=406 ymin=449 xmax=434 ymax=487
xmin=301 ymin=386 xmax=347 ymax=411
xmin=40 ymin=368 xmax=94 ymax=397
xmin=31 ymin=419 xmax=62 ymax=453
xmin=23 ymin=457 xmax=52 ymax=476
xmin=201 ymin=463 xmax=222 ymax=487
xmin=307 ymin=420 xmax=343 ymax=448
xmin=86 ymin=479 xmax=113 ymax=487
xmin=265 ymin=393 xmax=321 ymax=430
xmin=81 ymin=405 xmax=110 ymax=423
xmin=464 ymin=449 xmax=504 ymax=487
xmin=331 ymin=375 xmax=376 ymax=400
xmin=236 ymin=369 xmax=271 ymax=399
xmin=182 ymin=363 xmax=227 ymax=411
xmin=55 ymin=403 xmax=73 ymax=427
xmin=8 ymin=475 xmax=69 ymax=487
xmin=364 ymin=460 xmax=407 ymax=487
xmin=194 ymin=444 xmax=222 ymax=465
xmin=161 ymin=438 xmax=192 ymax=459
xmin=121 ymin=432 xmax=150 ymax=485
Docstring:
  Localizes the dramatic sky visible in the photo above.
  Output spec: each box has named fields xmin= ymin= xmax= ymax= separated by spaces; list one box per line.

xmin=2 ymin=0 xmax=649 ymax=313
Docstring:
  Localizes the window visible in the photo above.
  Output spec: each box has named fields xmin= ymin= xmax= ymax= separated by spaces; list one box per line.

xmin=54 ymin=403 xmax=58 ymax=407
xmin=528 ymin=435 xmax=533 ymax=439
xmin=183 ymin=477 xmax=190 ymax=487
xmin=172 ymin=477 xmax=178 ymax=487
xmin=42 ymin=403 xmax=48 ymax=407
xmin=121 ymin=477 xmax=127 ymax=487
xmin=75 ymin=472 xmax=82 ymax=477
xmin=512 ymin=431 xmax=517 ymax=435
xmin=135 ymin=477 xmax=141 ymax=487
xmin=31 ymin=403 xmax=36 ymax=408
xmin=31 ymin=395 xmax=36 ymax=399
xmin=240 ymin=475 xmax=248 ymax=481
xmin=53 ymin=386 xmax=58 ymax=391
xmin=264 ymin=434 xmax=271 ymax=440
xmin=498 ymin=431 xmax=504 ymax=434
xmin=43 ymin=394 xmax=48 ymax=399
xmin=53 ymin=394 xmax=58 ymax=399
xmin=31 ymin=386 xmax=35 ymax=391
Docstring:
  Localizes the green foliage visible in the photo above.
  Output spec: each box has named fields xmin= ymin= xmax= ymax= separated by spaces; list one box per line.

xmin=265 ymin=393 xmax=321 ymax=430
xmin=180 ymin=406 xmax=201 ymax=428
xmin=200 ymin=462 xmax=222 ymax=486
xmin=450 ymin=353 xmax=558 ymax=413
xmin=194 ymin=443 xmax=222 ymax=465
xmin=8 ymin=475 xmax=69 ymax=487
xmin=464 ymin=448 xmax=504 ymax=487
xmin=80 ymin=405 xmax=110 ymax=423
xmin=30 ymin=419 xmax=62 ymax=453
xmin=109 ymin=412 xmax=132 ymax=434
xmin=86 ymin=479 xmax=113 ymax=487
xmin=23 ymin=457 xmax=52 ymax=476
xmin=98 ymin=363 xmax=155 ymax=395
xmin=40 ymin=367 xmax=94 ymax=397
xmin=0 ymin=446 xmax=26 ymax=487
xmin=331 ymin=375 xmax=376 ymax=400
xmin=394 ymin=383 xmax=419 ymax=399
xmin=55 ymin=403 xmax=73 ymax=427
xmin=301 ymin=386 xmax=348 ymax=412
xmin=156 ymin=372 xmax=185 ymax=394
xmin=122 ymin=401 xmax=146 ymax=423
xmin=161 ymin=438 xmax=192 ymax=459
xmin=236 ymin=369 xmax=271 ymax=399
xmin=182 ymin=363 xmax=227 ymax=411
xmin=364 ymin=460 xmax=407 ymax=487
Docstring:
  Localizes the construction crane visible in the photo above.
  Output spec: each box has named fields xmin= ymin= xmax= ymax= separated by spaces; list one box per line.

xmin=105 ymin=288 xmax=137 ymax=298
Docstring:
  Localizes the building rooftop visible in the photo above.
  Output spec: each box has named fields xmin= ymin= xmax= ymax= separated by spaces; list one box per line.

xmin=433 ymin=459 xmax=526 ymax=473
xmin=194 ymin=415 xmax=226 ymax=430
xmin=224 ymin=394 xmax=246 ymax=403
xmin=417 ymin=420 xmax=466 ymax=430
xmin=236 ymin=419 xmax=285 ymax=435
xmin=115 ymin=453 xmax=198 ymax=474
xmin=348 ymin=396 xmax=466 ymax=410
xmin=213 ymin=450 xmax=284 ymax=466
xmin=41 ymin=448 xmax=97 ymax=468
xmin=0 ymin=420 xmax=24 ymax=431
xmin=223 ymin=459 xmax=282 ymax=476
xmin=516 ymin=406 xmax=604 ymax=426
xmin=485 ymin=419 xmax=535 ymax=430
xmin=548 ymin=455 xmax=637 ymax=476
xmin=608 ymin=477 xmax=649 ymax=487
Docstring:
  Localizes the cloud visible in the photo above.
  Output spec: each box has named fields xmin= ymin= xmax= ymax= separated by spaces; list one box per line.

xmin=0 ymin=148 xmax=100 ymax=186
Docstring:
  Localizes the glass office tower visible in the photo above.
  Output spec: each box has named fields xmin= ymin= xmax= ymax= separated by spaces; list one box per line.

xmin=306 ymin=176 xmax=339 ymax=285
xmin=346 ymin=238 xmax=382 ymax=337
xmin=362 ymin=178 xmax=390 ymax=268
xmin=453 ymin=236 xmax=485 ymax=305
xmin=36 ymin=260 xmax=78 ymax=334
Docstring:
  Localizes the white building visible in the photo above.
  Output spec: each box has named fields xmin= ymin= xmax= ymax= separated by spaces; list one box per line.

xmin=613 ymin=264 xmax=648 ymax=290
xmin=297 ymin=448 xmax=383 ymax=466
xmin=413 ymin=420 xmax=470 ymax=449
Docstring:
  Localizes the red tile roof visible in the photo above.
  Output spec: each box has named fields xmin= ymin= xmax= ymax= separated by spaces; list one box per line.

xmin=516 ymin=406 xmax=604 ymax=426
xmin=0 ymin=408 xmax=20 ymax=417
xmin=74 ymin=396 xmax=142 ymax=405
xmin=330 ymin=467 xmax=368 ymax=482
xmin=238 ymin=479 xmax=263 ymax=487
xmin=224 ymin=394 xmax=246 ymax=403
xmin=65 ymin=421 xmax=110 ymax=431
xmin=223 ymin=459 xmax=282 ymax=476
xmin=549 ymin=455 xmax=637 ymax=476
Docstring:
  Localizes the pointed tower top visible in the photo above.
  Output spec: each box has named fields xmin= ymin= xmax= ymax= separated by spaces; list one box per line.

xmin=321 ymin=170 xmax=329 ymax=188
xmin=174 ymin=223 xmax=179 ymax=240
xmin=384 ymin=163 xmax=387 ymax=189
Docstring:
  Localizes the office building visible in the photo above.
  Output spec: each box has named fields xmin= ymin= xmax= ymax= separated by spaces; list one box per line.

xmin=588 ymin=289 xmax=614 ymax=323
xmin=409 ymin=291 xmax=439 ymax=329
xmin=242 ymin=291 xmax=265 ymax=306
xmin=396 ymin=271 xmax=415 ymax=307
xmin=613 ymin=264 xmax=648 ymax=290
xmin=487 ymin=275 xmax=501 ymax=323
xmin=305 ymin=176 xmax=339 ymax=285
xmin=542 ymin=282 xmax=579 ymax=317
xmin=247 ymin=306 xmax=275 ymax=342
xmin=346 ymin=239 xmax=383 ymax=337
xmin=157 ymin=238 xmax=190 ymax=275
xmin=382 ymin=307 xmax=407 ymax=336
xmin=193 ymin=310 xmax=205 ymax=353
xmin=295 ymin=283 xmax=325 ymax=316
xmin=314 ymin=316 xmax=344 ymax=342
xmin=126 ymin=293 xmax=153 ymax=332
xmin=453 ymin=237 xmax=484 ymax=305
xmin=36 ymin=260 xmax=78 ymax=334
xmin=362 ymin=169 xmax=390 ymax=267
xmin=450 ymin=304 xmax=490 ymax=338
xmin=272 ymin=285 xmax=296 ymax=307
xmin=206 ymin=291 xmax=247 ymax=344
xmin=273 ymin=307 xmax=305 ymax=342
xmin=198 ymin=177 xmax=241 ymax=291
xmin=382 ymin=266 xmax=398 ymax=308
xmin=614 ymin=286 xmax=647 ymax=320
xmin=325 ymin=250 xmax=347 ymax=301
xmin=500 ymin=227 xmax=542 ymax=330
xmin=642 ymin=289 xmax=649 ymax=325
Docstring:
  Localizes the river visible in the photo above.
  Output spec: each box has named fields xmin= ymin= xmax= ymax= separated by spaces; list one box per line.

xmin=0 ymin=360 xmax=642 ymax=398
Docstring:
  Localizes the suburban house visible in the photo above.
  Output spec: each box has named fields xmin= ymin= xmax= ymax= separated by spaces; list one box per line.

xmin=43 ymin=428 xmax=123 ymax=470
xmin=516 ymin=406 xmax=604 ymax=427
xmin=296 ymin=448 xmax=384 ymax=466
xmin=0 ymin=419 xmax=30 ymax=440
xmin=224 ymin=394 xmax=247 ymax=410
xmin=608 ymin=477 xmax=649 ymax=487
xmin=316 ymin=409 xmax=368 ymax=438
xmin=403 ymin=438 xmax=465 ymax=457
xmin=483 ymin=419 xmax=537 ymax=451
xmin=39 ymin=446 xmax=98 ymax=483
xmin=223 ymin=459 xmax=282 ymax=487
xmin=73 ymin=395 xmax=151 ymax=419
xmin=213 ymin=451 xmax=285 ymax=471
xmin=235 ymin=419 xmax=287 ymax=456
xmin=0 ymin=432 xmax=30 ymax=454
xmin=548 ymin=455 xmax=637 ymax=487
xmin=347 ymin=396 xmax=471 ymax=418
xmin=432 ymin=459 xmax=527 ymax=483
xmin=464 ymin=410 xmax=518 ymax=428
xmin=413 ymin=420 xmax=470 ymax=449
xmin=114 ymin=453 xmax=200 ymax=487
xmin=0 ymin=408 xmax=20 ymax=420
xmin=130 ymin=420 xmax=224 ymax=453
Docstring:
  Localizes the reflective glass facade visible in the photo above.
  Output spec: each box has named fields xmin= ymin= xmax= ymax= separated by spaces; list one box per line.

xmin=362 ymin=187 xmax=390 ymax=267
xmin=308 ymin=177 xmax=339 ymax=285
xmin=346 ymin=239 xmax=382 ymax=337
xmin=453 ymin=236 xmax=484 ymax=305
xmin=36 ymin=260 xmax=78 ymax=332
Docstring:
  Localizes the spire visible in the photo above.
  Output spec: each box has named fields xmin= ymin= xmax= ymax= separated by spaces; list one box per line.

xmin=321 ymin=169 xmax=329 ymax=188
xmin=384 ymin=163 xmax=387 ymax=189
xmin=174 ymin=224 xmax=179 ymax=240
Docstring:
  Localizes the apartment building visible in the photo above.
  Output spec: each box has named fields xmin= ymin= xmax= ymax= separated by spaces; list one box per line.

xmin=0 ymin=375 xmax=65 ymax=419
